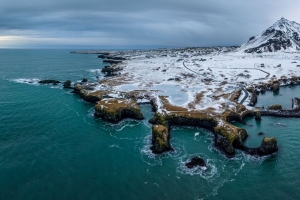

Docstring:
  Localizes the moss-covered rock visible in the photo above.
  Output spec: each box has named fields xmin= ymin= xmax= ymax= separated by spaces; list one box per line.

xmin=150 ymin=125 xmax=172 ymax=154
xmin=268 ymin=104 xmax=282 ymax=110
xmin=148 ymin=113 xmax=168 ymax=127
xmin=94 ymin=98 xmax=144 ymax=123
xmin=73 ymin=83 xmax=112 ymax=103
xmin=258 ymin=137 xmax=278 ymax=155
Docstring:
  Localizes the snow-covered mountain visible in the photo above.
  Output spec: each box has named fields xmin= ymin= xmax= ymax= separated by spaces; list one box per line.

xmin=239 ymin=18 xmax=300 ymax=53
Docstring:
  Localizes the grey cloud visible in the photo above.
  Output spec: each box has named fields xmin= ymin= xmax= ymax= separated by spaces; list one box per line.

xmin=0 ymin=0 xmax=300 ymax=48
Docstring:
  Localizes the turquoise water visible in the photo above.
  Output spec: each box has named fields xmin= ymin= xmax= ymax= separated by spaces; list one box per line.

xmin=256 ymin=86 xmax=300 ymax=109
xmin=0 ymin=50 xmax=300 ymax=199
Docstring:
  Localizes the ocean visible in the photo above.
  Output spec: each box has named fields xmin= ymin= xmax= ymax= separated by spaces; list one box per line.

xmin=0 ymin=49 xmax=299 ymax=200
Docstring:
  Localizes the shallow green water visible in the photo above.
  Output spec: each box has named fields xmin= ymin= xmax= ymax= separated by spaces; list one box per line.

xmin=0 ymin=50 xmax=300 ymax=200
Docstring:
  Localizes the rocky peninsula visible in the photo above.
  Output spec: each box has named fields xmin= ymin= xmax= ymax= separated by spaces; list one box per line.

xmin=68 ymin=46 xmax=300 ymax=158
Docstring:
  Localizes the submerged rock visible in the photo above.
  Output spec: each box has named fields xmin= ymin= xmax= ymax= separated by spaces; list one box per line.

xmin=94 ymin=98 xmax=144 ymax=123
xmin=150 ymin=125 xmax=172 ymax=154
xmin=185 ymin=157 xmax=206 ymax=169
xmin=258 ymin=132 xmax=264 ymax=135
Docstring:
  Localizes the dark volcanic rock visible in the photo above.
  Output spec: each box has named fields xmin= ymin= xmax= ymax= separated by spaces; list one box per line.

xmin=101 ymin=65 xmax=123 ymax=76
xmin=82 ymin=78 xmax=88 ymax=83
xmin=214 ymin=133 xmax=235 ymax=157
xmin=103 ymin=59 xmax=123 ymax=64
xmin=185 ymin=157 xmax=206 ymax=169
xmin=258 ymin=132 xmax=264 ymax=135
xmin=63 ymin=80 xmax=72 ymax=88
xmin=38 ymin=80 xmax=61 ymax=85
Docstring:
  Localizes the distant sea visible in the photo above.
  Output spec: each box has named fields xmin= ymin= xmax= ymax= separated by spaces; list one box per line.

xmin=0 ymin=49 xmax=300 ymax=200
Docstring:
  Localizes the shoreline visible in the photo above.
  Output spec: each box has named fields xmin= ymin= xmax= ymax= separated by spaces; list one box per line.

xmin=39 ymin=47 xmax=300 ymax=158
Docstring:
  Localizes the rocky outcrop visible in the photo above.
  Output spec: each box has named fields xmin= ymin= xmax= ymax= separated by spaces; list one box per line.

xmin=258 ymin=137 xmax=278 ymax=155
xmin=98 ymin=55 xmax=126 ymax=60
xmin=214 ymin=134 xmax=235 ymax=157
xmin=73 ymin=82 xmax=109 ymax=103
xmin=249 ymin=93 xmax=258 ymax=106
xmin=94 ymin=98 xmax=144 ymax=123
xmin=240 ymin=137 xmax=278 ymax=156
xmin=38 ymin=80 xmax=61 ymax=85
xmin=149 ymin=109 xmax=248 ymax=157
xmin=101 ymin=65 xmax=123 ymax=77
xmin=185 ymin=157 xmax=206 ymax=169
xmin=272 ymin=82 xmax=280 ymax=92
xmin=255 ymin=111 xmax=261 ymax=120
xmin=82 ymin=78 xmax=88 ymax=83
xmin=63 ymin=80 xmax=72 ymax=88
xmin=150 ymin=125 xmax=173 ymax=154
xmin=103 ymin=60 xmax=123 ymax=64
xmin=292 ymin=98 xmax=300 ymax=110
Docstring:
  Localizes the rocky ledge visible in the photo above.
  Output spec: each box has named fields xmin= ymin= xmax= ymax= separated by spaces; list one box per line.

xmin=148 ymin=96 xmax=279 ymax=157
xmin=101 ymin=65 xmax=123 ymax=77
xmin=260 ymin=98 xmax=300 ymax=117
xmin=94 ymin=98 xmax=144 ymax=123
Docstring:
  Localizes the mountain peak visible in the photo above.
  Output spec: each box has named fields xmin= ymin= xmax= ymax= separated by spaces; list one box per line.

xmin=280 ymin=17 xmax=287 ymax=21
xmin=239 ymin=18 xmax=300 ymax=53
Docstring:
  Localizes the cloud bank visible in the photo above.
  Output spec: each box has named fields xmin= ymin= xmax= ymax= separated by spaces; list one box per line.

xmin=0 ymin=0 xmax=300 ymax=48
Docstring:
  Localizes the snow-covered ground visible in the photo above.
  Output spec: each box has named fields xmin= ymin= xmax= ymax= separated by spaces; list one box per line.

xmin=99 ymin=47 xmax=300 ymax=113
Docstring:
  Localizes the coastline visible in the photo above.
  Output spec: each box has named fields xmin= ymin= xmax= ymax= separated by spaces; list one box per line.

xmin=69 ymin=47 xmax=300 ymax=158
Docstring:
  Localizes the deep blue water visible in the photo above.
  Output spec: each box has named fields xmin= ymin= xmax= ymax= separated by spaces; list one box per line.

xmin=0 ymin=49 xmax=300 ymax=200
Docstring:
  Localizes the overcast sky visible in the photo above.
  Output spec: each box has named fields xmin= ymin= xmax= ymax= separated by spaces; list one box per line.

xmin=0 ymin=0 xmax=300 ymax=49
